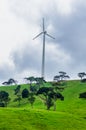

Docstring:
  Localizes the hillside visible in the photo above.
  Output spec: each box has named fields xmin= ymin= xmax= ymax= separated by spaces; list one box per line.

xmin=0 ymin=80 xmax=86 ymax=130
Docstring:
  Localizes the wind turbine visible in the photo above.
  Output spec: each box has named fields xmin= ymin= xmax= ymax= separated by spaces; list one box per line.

xmin=33 ymin=18 xmax=55 ymax=79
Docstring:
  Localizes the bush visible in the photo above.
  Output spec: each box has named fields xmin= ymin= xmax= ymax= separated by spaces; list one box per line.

xmin=81 ymin=78 xmax=86 ymax=83
xmin=0 ymin=91 xmax=10 ymax=107
xmin=0 ymin=102 xmax=5 ymax=107
xmin=79 ymin=92 xmax=86 ymax=99
xmin=22 ymin=89 xmax=29 ymax=98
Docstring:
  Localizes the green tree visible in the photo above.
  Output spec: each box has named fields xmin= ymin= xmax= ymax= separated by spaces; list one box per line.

xmin=22 ymin=88 xmax=36 ymax=108
xmin=78 ymin=72 xmax=86 ymax=80
xmin=54 ymin=72 xmax=70 ymax=87
xmin=28 ymin=93 xmax=35 ymax=108
xmin=59 ymin=71 xmax=70 ymax=81
xmin=79 ymin=92 xmax=86 ymax=99
xmin=14 ymin=85 xmax=22 ymax=106
xmin=2 ymin=78 xmax=17 ymax=85
xmin=23 ymin=76 xmax=46 ymax=108
xmin=22 ymin=88 xmax=29 ymax=98
xmin=24 ymin=76 xmax=35 ymax=85
xmin=36 ymin=87 xmax=51 ymax=110
xmin=49 ymin=91 xmax=64 ymax=111
xmin=0 ymin=91 xmax=10 ymax=107
xmin=53 ymin=75 xmax=60 ymax=82
xmin=37 ymin=87 xmax=64 ymax=110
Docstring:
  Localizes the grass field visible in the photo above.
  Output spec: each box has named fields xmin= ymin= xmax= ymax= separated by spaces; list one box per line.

xmin=0 ymin=80 xmax=86 ymax=130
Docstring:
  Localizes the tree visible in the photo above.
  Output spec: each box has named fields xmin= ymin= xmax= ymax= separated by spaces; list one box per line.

xmin=35 ymin=77 xmax=46 ymax=84
xmin=63 ymin=75 xmax=70 ymax=80
xmin=36 ymin=86 xmax=64 ymax=110
xmin=48 ymin=91 xmax=64 ymax=111
xmin=59 ymin=71 xmax=67 ymax=81
xmin=28 ymin=93 xmax=35 ymax=108
xmin=24 ymin=76 xmax=43 ymax=108
xmin=53 ymin=75 xmax=60 ymax=82
xmin=24 ymin=76 xmax=35 ymax=85
xmin=22 ymin=76 xmax=38 ymax=108
xmin=14 ymin=85 xmax=21 ymax=95
xmin=2 ymin=78 xmax=17 ymax=85
xmin=34 ymin=77 xmax=46 ymax=92
xmin=81 ymin=78 xmax=86 ymax=83
xmin=14 ymin=85 xmax=22 ymax=106
xmin=25 ymin=76 xmax=46 ymax=91
xmin=54 ymin=72 xmax=70 ymax=83
xmin=8 ymin=78 xmax=18 ymax=85
xmin=46 ymin=96 xmax=53 ymax=110
xmin=36 ymin=87 xmax=52 ymax=110
xmin=53 ymin=72 xmax=70 ymax=87
xmin=22 ymin=89 xmax=29 ymax=98
xmin=2 ymin=82 xmax=10 ymax=85
xmin=0 ymin=91 xmax=10 ymax=107
xmin=79 ymin=92 xmax=86 ymax=99
xmin=30 ymin=85 xmax=37 ymax=94
xmin=59 ymin=71 xmax=70 ymax=81
xmin=22 ymin=88 xmax=36 ymax=108
xmin=78 ymin=72 xmax=86 ymax=80
xmin=23 ymin=76 xmax=47 ymax=108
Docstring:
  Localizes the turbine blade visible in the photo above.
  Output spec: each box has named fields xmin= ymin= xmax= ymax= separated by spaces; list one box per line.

xmin=43 ymin=18 xmax=45 ymax=32
xmin=33 ymin=32 xmax=43 ymax=40
xmin=46 ymin=33 xmax=55 ymax=39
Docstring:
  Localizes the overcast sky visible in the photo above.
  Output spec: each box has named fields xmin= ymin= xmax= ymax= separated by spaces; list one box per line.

xmin=0 ymin=0 xmax=86 ymax=84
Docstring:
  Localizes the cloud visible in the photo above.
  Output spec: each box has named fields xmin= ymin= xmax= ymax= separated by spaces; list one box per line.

xmin=53 ymin=3 xmax=86 ymax=63
xmin=0 ymin=1 xmax=29 ymax=65
xmin=0 ymin=62 xmax=15 ymax=82
xmin=1 ymin=0 xmax=86 ymax=83
xmin=54 ymin=0 xmax=75 ymax=15
xmin=11 ymin=41 xmax=72 ymax=79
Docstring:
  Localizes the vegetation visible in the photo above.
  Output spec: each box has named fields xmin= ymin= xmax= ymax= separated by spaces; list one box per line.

xmin=22 ymin=88 xmax=29 ymax=98
xmin=79 ymin=92 xmax=86 ymax=99
xmin=78 ymin=72 xmax=86 ymax=80
xmin=0 ymin=91 xmax=10 ymax=107
xmin=14 ymin=85 xmax=22 ymax=106
xmin=2 ymin=78 xmax=17 ymax=85
xmin=54 ymin=71 xmax=70 ymax=82
xmin=0 ymin=80 xmax=86 ymax=130
xmin=36 ymin=86 xmax=64 ymax=110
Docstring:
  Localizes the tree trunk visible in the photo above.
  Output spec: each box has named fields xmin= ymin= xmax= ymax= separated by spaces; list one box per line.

xmin=31 ymin=103 xmax=33 ymax=109
xmin=18 ymin=100 xmax=21 ymax=107
xmin=53 ymin=97 xmax=56 ymax=111
xmin=53 ymin=102 xmax=56 ymax=111
xmin=47 ymin=105 xmax=50 ymax=110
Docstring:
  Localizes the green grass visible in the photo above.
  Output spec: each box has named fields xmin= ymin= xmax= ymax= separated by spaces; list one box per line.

xmin=0 ymin=80 xmax=86 ymax=130
xmin=0 ymin=108 xmax=86 ymax=130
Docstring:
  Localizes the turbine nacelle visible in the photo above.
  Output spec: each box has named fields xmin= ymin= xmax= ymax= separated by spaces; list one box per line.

xmin=44 ymin=31 xmax=47 ymax=34
xmin=33 ymin=31 xmax=55 ymax=40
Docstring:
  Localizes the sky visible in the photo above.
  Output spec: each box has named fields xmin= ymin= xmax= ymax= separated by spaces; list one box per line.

xmin=0 ymin=0 xmax=86 ymax=84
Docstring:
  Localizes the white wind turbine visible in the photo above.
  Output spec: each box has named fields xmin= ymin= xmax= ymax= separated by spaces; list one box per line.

xmin=33 ymin=18 xmax=55 ymax=79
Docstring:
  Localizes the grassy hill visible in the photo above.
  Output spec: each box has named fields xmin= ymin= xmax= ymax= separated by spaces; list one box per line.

xmin=0 ymin=80 xmax=86 ymax=130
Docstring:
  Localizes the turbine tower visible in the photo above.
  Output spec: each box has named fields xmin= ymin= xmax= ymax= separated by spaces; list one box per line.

xmin=33 ymin=18 xmax=55 ymax=79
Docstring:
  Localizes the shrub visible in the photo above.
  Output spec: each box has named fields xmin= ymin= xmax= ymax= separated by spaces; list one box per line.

xmin=22 ymin=89 xmax=29 ymax=98
xmin=79 ymin=92 xmax=86 ymax=99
